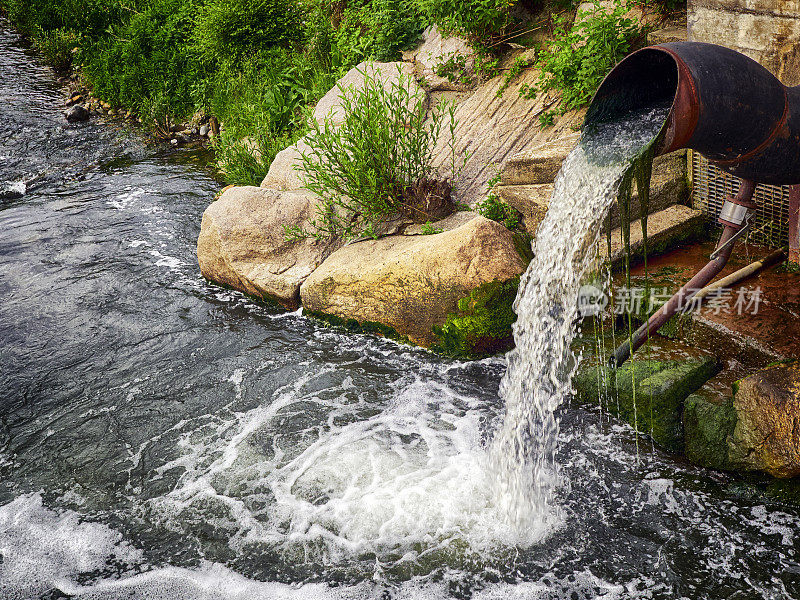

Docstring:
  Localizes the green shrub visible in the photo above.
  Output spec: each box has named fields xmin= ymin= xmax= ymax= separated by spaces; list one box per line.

xmin=193 ymin=0 xmax=302 ymax=64
xmin=0 ymin=0 xmax=122 ymax=38
xmin=82 ymin=0 xmax=202 ymax=120
xmin=214 ymin=130 xmax=293 ymax=186
xmin=417 ymin=0 xmax=517 ymax=44
xmin=318 ymin=0 xmax=425 ymax=65
xmin=297 ymin=66 xmax=459 ymax=240
xmin=536 ymin=0 xmax=647 ymax=113
xmin=33 ymin=27 xmax=81 ymax=71
xmin=475 ymin=173 xmax=522 ymax=230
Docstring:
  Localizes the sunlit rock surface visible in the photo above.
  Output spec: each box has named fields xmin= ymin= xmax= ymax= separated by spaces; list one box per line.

xmin=300 ymin=216 xmax=529 ymax=350
xmin=728 ymin=360 xmax=800 ymax=478
xmin=197 ymin=186 xmax=340 ymax=308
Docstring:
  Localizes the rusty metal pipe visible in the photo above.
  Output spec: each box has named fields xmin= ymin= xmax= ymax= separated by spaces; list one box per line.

xmin=611 ymin=180 xmax=756 ymax=368
xmin=585 ymin=42 xmax=800 ymax=186
xmin=790 ymin=185 xmax=800 ymax=265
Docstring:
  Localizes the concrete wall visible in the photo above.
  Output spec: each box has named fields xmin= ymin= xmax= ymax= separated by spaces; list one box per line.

xmin=689 ymin=0 xmax=800 ymax=85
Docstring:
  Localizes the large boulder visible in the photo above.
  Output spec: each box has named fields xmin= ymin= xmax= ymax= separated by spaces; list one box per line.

xmin=260 ymin=137 xmax=312 ymax=191
xmin=197 ymin=186 xmax=339 ymax=308
xmin=300 ymin=216 xmax=530 ymax=352
xmin=728 ymin=361 xmax=800 ymax=478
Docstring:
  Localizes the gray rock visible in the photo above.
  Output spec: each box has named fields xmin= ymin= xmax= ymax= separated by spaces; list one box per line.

xmin=197 ymin=186 xmax=341 ymax=308
xmin=64 ymin=104 xmax=90 ymax=122
xmin=199 ymin=124 xmax=209 ymax=137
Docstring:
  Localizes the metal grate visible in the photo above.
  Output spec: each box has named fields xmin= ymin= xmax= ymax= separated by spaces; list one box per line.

xmin=690 ymin=151 xmax=791 ymax=248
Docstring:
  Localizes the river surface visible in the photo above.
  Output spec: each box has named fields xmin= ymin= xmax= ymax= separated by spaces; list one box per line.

xmin=1 ymin=22 xmax=799 ymax=600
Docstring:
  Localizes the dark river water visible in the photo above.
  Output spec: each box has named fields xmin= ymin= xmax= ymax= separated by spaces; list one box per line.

xmin=1 ymin=21 xmax=799 ymax=600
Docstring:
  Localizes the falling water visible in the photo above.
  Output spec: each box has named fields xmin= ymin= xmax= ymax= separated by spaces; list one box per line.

xmin=491 ymin=102 xmax=673 ymax=524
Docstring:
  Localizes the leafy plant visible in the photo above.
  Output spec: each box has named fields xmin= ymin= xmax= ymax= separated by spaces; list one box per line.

xmin=519 ymin=81 xmax=537 ymax=100
xmin=33 ymin=27 xmax=81 ymax=71
xmin=213 ymin=130 xmax=295 ymax=186
xmin=433 ymin=52 xmax=473 ymax=86
xmin=476 ymin=173 xmax=521 ymax=230
xmin=536 ymin=0 xmax=648 ymax=113
xmin=193 ymin=0 xmax=302 ymax=64
xmin=496 ymin=55 xmax=533 ymax=97
xmin=417 ymin=0 xmax=518 ymax=44
xmin=420 ymin=222 xmax=444 ymax=234
xmin=318 ymin=0 xmax=425 ymax=65
xmin=298 ymin=66 xmax=461 ymax=240
xmin=538 ymin=109 xmax=556 ymax=127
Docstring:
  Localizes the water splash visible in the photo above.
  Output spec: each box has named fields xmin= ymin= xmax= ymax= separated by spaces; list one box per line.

xmin=491 ymin=103 xmax=672 ymax=524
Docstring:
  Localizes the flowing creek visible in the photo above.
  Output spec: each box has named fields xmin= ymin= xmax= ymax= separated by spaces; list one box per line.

xmin=1 ymin=21 xmax=799 ymax=600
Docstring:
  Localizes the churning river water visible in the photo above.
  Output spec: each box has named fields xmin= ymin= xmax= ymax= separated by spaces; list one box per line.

xmin=1 ymin=21 xmax=799 ymax=600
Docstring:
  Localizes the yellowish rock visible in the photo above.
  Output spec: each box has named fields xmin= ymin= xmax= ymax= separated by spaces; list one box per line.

xmin=300 ymin=216 xmax=528 ymax=348
xmin=197 ymin=186 xmax=339 ymax=308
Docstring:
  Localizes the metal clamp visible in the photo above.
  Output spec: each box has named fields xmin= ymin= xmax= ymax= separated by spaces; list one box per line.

xmin=710 ymin=212 xmax=754 ymax=260
xmin=719 ymin=200 xmax=750 ymax=226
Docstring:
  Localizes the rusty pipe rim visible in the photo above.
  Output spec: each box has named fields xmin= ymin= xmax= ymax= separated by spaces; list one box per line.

xmin=585 ymin=45 xmax=696 ymax=156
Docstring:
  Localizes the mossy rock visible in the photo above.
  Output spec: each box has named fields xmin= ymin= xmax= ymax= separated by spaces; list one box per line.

xmin=575 ymin=358 xmax=721 ymax=452
xmin=683 ymin=393 xmax=737 ymax=470
xmin=431 ymin=277 xmax=520 ymax=358
xmin=305 ymin=310 xmax=411 ymax=346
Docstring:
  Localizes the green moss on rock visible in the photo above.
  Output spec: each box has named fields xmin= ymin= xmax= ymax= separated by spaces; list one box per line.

xmin=305 ymin=310 xmax=411 ymax=345
xmin=683 ymin=393 xmax=737 ymax=470
xmin=574 ymin=358 xmax=721 ymax=452
xmin=431 ymin=277 xmax=520 ymax=358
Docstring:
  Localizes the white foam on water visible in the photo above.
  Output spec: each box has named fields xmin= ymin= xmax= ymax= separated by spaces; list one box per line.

xmin=148 ymin=368 xmax=560 ymax=560
xmin=0 ymin=493 xmax=143 ymax=599
xmin=2 ymin=178 xmax=26 ymax=197
xmin=107 ymin=185 xmax=146 ymax=210
xmin=0 ymin=491 xmax=649 ymax=600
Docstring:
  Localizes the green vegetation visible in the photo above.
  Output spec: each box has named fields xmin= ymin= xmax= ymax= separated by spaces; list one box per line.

xmin=417 ymin=0 xmax=516 ymax=44
xmin=295 ymin=67 xmax=461 ymax=240
xmin=0 ymin=0 xmax=677 ymax=184
xmin=534 ymin=0 xmax=649 ymax=115
xmin=0 ymin=0 xmax=431 ymax=185
xmin=432 ymin=277 xmax=521 ymax=357
xmin=420 ymin=222 xmax=444 ymax=235
xmin=475 ymin=173 xmax=522 ymax=231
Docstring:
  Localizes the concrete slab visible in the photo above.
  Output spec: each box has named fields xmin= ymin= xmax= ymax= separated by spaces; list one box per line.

xmin=602 ymin=204 xmax=705 ymax=266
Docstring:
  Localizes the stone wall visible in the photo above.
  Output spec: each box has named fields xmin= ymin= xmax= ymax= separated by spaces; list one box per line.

xmin=689 ymin=0 xmax=800 ymax=85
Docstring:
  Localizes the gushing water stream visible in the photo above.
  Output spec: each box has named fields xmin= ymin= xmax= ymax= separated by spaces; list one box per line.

xmin=492 ymin=103 xmax=672 ymax=525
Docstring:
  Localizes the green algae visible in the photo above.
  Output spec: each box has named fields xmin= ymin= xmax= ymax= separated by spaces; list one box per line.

xmin=432 ymin=277 xmax=520 ymax=358
xmin=574 ymin=358 xmax=722 ymax=452
xmin=683 ymin=393 xmax=737 ymax=470
xmin=305 ymin=310 xmax=412 ymax=345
